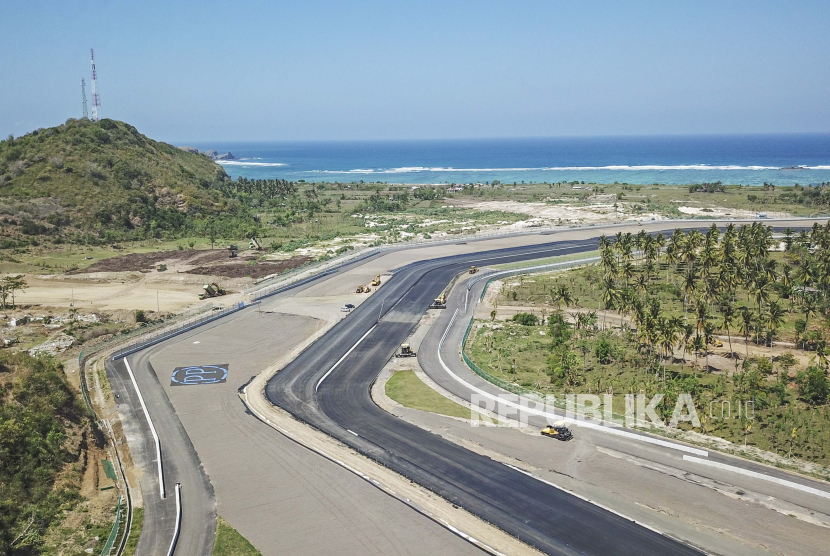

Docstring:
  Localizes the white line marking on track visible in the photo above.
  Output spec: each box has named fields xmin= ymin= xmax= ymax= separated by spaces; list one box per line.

xmin=166 ymin=483 xmax=182 ymax=556
xmin=316 ymin=324 xmax=377 ymax=392
xmin=124 ymin=359 xmax=166 ymax=498
xmin=347 ymin=429 xmax=359 ymax=437
xmin=438 ymin=309 xmax=709 ymax=457
xmin=683 ymin=455 xmax=830 ymax=499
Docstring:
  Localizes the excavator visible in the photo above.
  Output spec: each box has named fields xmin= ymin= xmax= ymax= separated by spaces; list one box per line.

xmin=371 ymin=275 xmax=382 ymax=287
xmin=395 ymin=343 xmax=416 ymax=358
xmin=429 ymin=294 xmax=447 ymax=309
xmin=198 ymin=283 xmax=226 ymax=300
xmin=469 ymin=266 xmax=478 ymax=274
xmin=356 ymin=285 xmax=365 ymax=293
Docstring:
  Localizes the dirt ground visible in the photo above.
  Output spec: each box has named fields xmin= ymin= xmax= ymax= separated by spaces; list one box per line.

xmin=71 ymin=247 xmax=312 ymax=280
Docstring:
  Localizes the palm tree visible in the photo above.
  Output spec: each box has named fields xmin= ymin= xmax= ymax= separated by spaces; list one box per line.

xmin=703 ymin=320 xmax=717 ymax=370
xmin=622 ymin=261 xmax=635 ymax=286
xmin=691 ymin=333 xmax=706 ymax=376
xmin=682 ymin=266 xmax=698 ymax=318
xmin=552 ymin=285 xmax=574 ymax=309
xmin=658 ymin=317 xmax=678 ymax=384
xmin=600 ymin=243 xmax=617 ymax=279
xmin=680 ymin=322 xmax=694 ymax=369
xmin=802 ymin=294 xmax=817 ymax=341
xmin=766 ymin=300 xmax=785 ymax=347
xmin=738 ymin=307 xmax=754 ymax=357
xmin=719 ymin=302 xmax=735 ymax=358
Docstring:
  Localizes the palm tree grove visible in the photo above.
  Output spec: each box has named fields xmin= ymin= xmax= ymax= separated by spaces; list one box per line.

xmin=467 ymin=223 xmax=830 ymax=467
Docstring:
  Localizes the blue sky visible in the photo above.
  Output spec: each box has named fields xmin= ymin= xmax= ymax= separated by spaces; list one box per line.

xmin=1 ymin=0 xmax=829 ymax=142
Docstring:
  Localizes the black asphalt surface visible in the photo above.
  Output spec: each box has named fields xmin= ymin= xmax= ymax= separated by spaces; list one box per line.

xmin=106 ymin=354 xmax=217 ymax=555
xmin=266 ymin=237 xmax=703 ymax=556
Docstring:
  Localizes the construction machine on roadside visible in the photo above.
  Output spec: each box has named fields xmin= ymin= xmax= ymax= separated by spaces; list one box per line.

xmin=429 ymin=294 xmax=447 ymax=309
xmin=395 ymin=343 xmax=417 ymax=358
xmin=371 ymin=275 xmax=382 ymax=287
xmin=356 ymin=285 xmax=365 ymax=293
xmin=469 ymin=266 xmax=478 ymax=274
xmin=198 ymin=283 xmax=227 ymax=300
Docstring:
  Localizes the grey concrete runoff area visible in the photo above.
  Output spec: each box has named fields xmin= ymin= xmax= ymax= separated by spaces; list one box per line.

xmin=107 ymin=218 xmax=830 ymax=556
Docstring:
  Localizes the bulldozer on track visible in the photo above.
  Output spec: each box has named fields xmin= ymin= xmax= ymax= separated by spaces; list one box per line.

xmin=198 ymin=283 xmax=226 ymax=300
xmin=395 ymin=343 xmax=416 ymax=358
xmin=429 ymin=294 xmax=447 ymax=309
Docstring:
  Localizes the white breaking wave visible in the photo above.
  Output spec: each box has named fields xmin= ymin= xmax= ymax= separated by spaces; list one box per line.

xmin=311 ymin=164 xmax=830 ymax=174
xmin=217 ymin=160 xmax=286 ymax=167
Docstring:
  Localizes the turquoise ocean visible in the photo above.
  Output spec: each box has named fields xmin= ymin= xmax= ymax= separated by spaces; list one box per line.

xmin=188 ymin=134 xmax=830 ymax=187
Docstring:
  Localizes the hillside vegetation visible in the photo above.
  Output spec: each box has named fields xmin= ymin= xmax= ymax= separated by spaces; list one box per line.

xmin=0 ymin=119 xmax=248 ymax=245
xmin=0 ymin=352 xmax=95 ymax=554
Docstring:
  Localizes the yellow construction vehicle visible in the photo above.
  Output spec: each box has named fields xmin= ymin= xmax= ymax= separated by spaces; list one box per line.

xmin=429 ymin=294 xmax=447 ymax=309
xmin=395 ymin=343 xmax=417 ymax=358
xmin=709 ymin=337 xmax=724 ymax=348
xmin=356 ymin=285 xmax=365 ymax=293
xmin=371 ymin=275 xmax=382 ymax=287
xmin=541 ymin=421 xmax=573 ymax=441
xmin=469 ymin=266 xmax=478 ymax=274
xmin=198 ymin=283 xmax=226 ymax=300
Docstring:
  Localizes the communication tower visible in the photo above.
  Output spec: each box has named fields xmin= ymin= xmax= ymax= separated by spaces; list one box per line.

xmin=90 ymin=49 xmax=101 ymax=122
xmin=81 ymin=78 xmax=88 ymax=119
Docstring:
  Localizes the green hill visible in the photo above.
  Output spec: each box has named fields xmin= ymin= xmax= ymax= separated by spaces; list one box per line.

xmin=0 ymin=119 xmax=248 ymax=245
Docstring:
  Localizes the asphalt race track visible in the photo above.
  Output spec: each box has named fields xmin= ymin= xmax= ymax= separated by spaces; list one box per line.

xmin=266 ymin=237 xmax=703 ymax=555
xmin=114 ymin=220 xmax=826 ymax=555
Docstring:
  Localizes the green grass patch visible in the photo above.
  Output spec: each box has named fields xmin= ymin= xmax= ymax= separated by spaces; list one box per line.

xmin=493 ymin=250 xmax=600 ymax=271
xmin=122 ymin=508 xmax=143 ymax=556
xmin=213 ymin=516 xmax=262 ymax=556
xmin=385 ymin=371 xmax=473 ymax=420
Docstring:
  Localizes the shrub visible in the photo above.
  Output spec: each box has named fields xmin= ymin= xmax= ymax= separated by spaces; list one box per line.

xmin=796 ymin=365 xmax=830 ymax=405
xmin=595 ymin=336 xmax=614 ymax=364
xmin=511 ymin=313 xmax=538 ymax=326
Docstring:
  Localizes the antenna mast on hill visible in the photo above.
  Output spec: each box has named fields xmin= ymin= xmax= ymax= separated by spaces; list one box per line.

xmin=81 ymin=78 xmax=88 ymax=119
xmin=90 ymin=49 xmax=101 ymax=122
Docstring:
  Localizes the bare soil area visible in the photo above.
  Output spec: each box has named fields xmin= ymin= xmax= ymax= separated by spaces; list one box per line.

xmin=70 ymin=248 xmax=313 ymax=280
xmin=186 ymin=255 xmax=312 ymax=279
